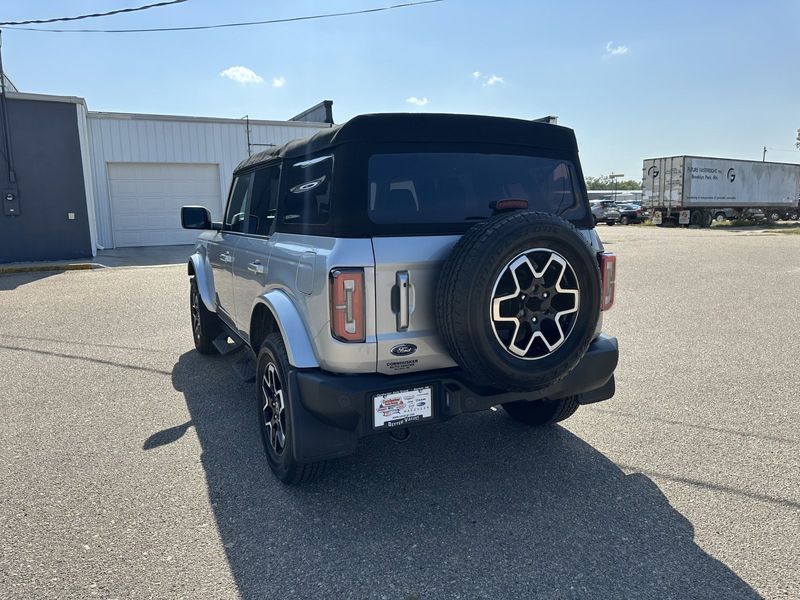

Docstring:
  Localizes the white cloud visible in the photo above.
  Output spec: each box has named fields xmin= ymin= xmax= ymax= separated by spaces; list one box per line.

xmin=271 ymin=76 xmax=286 ymax=88
xmin=604 ymin=42 xmax=629 ymax=57
xmin=472 ymin=71 xmax=505 ymax=86
xmin=219 ymin=66 xmax=264 ymax=84
xmin=406 ymin=96 xmax=429 ymax=106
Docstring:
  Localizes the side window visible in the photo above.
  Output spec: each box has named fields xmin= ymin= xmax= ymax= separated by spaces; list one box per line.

xmin=248 ymin=164 xmax=281 ymax=236
xmin=224 ymin=173 xmax=252 ymax=232
xmin=280 ymin=155 xmax=332 ymax=225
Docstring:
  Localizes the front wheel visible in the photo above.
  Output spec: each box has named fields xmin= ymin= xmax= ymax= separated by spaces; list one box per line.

xmin=502 ymin=396 xmax=579 ymax=426
xmin=256 ymin=333 xmax=326 ymax=485
xmin=606 ymin=220 xmax=615 ymax=226
xmin=620 ymin=216 xmax=630 ymax=226
xmin=190 ymin=277 xmax=221 ymax=355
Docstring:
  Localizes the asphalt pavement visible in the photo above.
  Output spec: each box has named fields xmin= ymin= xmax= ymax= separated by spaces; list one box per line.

xmin=0 ymin=226 xmax=798 ymax=599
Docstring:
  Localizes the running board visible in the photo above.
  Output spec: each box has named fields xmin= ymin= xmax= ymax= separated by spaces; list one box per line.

xmin=212 ymin=334 xmax=243 ymax=356
xmin=231 ymin=351 xmax=256 ymax=382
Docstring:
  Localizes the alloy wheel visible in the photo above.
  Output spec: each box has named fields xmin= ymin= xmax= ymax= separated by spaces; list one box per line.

xmin=491 ymin=249 xmax=580 ymax=359
xmin=261 ymin=362 xmax=287 ymax=455
xmin=190 ymin=287 xmax=202 ymax=341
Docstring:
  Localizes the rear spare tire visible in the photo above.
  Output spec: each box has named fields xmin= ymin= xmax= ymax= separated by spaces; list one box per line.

xmin=436 ymin=211 xmax=601 ymax=392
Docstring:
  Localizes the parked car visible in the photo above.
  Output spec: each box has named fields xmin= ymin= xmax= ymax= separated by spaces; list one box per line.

xmin=616 ymin=203 xmax=648 ymax=225
xmin=711 ymin=208 xmax=766 ymax=222
xmin=181 ymin=113 xmax=619 ymax=484
xmin=590 ymin=199 xmax=621 ymax=225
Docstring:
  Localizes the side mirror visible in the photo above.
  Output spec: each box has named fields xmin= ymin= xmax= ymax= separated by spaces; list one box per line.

xmin=181 ymin=206 xmax=218 ymax=230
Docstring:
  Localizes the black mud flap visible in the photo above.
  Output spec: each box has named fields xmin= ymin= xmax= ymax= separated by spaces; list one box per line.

xmin=578 ymin=375 xmax=615 ymax=405
xmin=285 ymin=368 xmax=358 ymax=463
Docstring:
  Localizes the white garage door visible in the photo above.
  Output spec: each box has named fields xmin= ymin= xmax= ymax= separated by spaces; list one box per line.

xmin=108 ymin=163 xmax=221 ymax=247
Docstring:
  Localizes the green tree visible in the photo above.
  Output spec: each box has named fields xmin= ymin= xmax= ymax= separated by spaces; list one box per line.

xmin=585 ymin=175 xmax=641 ymax=190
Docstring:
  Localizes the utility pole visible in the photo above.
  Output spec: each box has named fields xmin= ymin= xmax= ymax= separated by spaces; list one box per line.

xmin=609 ymin=173 xmax=624 ymax=203
xmin=762 ymin=146 xmax=767 ymax=162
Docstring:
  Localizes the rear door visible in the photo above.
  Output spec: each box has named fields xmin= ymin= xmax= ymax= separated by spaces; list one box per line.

xmin=368 ymin=151 xmax=586 ymax=375
xmin=231 ymin=162 xmax=281 ymax=334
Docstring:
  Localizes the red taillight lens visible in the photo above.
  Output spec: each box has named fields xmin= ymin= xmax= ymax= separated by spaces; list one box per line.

xmin=330 ymin=268 xmax=365 ymax=342
xmin=599 ymin=252 xmax=616 ymax=311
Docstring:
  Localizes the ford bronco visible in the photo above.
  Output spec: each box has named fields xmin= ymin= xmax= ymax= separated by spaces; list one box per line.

xmin=181 ymin=113 xmax=618 ymax=484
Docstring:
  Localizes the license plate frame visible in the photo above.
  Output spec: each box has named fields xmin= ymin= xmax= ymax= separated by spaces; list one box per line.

xmin=372 ymin=386 xmax=434 ymax=430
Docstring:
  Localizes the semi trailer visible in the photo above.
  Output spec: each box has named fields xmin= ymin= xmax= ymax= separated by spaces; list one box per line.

xmin=642 ymin=156 xmax=800 ymax=226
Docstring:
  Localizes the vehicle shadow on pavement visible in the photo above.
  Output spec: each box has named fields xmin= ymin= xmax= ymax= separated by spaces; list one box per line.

xmin=163 ymin=350 xmax=760 ymax=600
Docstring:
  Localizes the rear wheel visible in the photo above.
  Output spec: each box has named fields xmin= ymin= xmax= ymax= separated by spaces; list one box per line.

xmin=714 ymin=212 xmax=727 ymax=222
xmin=256 ymin=333 xmax=326 ymax=485
xmin=606 ymin=220 xmax=615 ymax=226
xmin=766 ymin=210 xmax=781 ymax=222
xmin=190 ymin=277 xmax=220 ymax=355
xmin=502 ymin=396 xmax=579 ymax=426
xmin=790 ymin=212 xmax=799 ymax=221
xmin=690 ymin=210 xmax=703 ymax=227
xmin=620 ymin=215 xmax=630 ymax=225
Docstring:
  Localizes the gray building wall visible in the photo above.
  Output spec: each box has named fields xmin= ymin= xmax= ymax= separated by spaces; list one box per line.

xmin=0 ymin=96 xmax=92 ymax=263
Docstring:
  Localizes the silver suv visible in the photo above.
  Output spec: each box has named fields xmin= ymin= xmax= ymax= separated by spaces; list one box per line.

xmin=181 ymin=113 xmax=619 ymax=484
xmin=590 ymin=199 xmax=621 ymax=225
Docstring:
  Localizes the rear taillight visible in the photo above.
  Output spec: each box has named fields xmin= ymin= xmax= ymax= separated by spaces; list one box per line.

xmin=599 ymin=252 xmax=616 ymax=311
xmin=330 ymin=268 xmax=365 ymax=342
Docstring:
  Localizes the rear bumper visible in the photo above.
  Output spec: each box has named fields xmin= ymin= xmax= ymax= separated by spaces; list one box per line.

xmin=286 ymin=334 xmax=618 ymax=462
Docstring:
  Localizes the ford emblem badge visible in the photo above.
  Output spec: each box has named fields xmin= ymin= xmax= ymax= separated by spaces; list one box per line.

xmin=390 ymin=343 xmax=417 ymax=357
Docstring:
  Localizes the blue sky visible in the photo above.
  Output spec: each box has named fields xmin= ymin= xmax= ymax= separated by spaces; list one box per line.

xmin=2 ymin=0 xmax=799 ymax=179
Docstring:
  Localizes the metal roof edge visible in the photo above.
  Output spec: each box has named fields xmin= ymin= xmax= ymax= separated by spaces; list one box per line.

xmin=87 ymin=110 xmax=331 ymax=128
xmin=6 ymin=91 xmax=87 ymax=106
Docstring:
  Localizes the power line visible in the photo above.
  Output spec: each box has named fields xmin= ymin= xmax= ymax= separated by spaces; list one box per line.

xmin=0 ymin=0 xmax=443 ymax=33
xmin=0 ymin=0 xmax=188 ymax=26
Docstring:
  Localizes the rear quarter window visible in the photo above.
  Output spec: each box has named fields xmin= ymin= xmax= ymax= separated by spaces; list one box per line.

xmin=279 ymin=155 xmax=333 ymax=225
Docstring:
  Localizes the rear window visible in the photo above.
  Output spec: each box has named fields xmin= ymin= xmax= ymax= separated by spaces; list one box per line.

xmin=368 ymin=153 xmax=585 ymax=224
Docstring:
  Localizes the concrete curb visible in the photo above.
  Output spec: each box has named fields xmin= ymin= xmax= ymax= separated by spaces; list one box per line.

xmin=0 ymin=263 xmax=101 ymax=275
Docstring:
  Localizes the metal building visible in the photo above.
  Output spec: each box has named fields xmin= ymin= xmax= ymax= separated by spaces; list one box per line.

xmin=0 ymin=89 xmax=332 ymax=262
xmin=88 ymin=111 xmax=331 ymax=249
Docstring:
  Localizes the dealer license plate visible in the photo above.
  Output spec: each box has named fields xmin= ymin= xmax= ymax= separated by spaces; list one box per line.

xmin=373 ymin=386 xmax=433 ymax=429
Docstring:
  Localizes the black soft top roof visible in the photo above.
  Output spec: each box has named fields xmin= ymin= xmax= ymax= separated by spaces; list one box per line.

xmin=235 ymin=113 xmax=578 ymax=174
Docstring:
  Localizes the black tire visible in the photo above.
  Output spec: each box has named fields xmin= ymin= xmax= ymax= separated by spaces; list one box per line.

xmin=592 ymin=215 xmax=598 ymax=226
xmin=703 ymin=210 xmax=713 ymax=228
xmin=690 ymin=210 xmax=703 ymax=227
xmin=256 ymin=333 xmax=325 ymax=485
xmin=502 ymin=396 xmax=580 ymax=426
xmin=620 ymin=216 xmax=630 ymax=226
xmin=606 ymin=220 xmax=615 ymax=226
xmin=714 ymin=212 xmax=726 ymax=223
xmin=190 ymin=277 xmax=221 ymax=355
xmin=766 ymin=210 xmax=781 ymax=222
xmin=436 ymin=211 xmax=601 ymax=393
xmin=790 ymin=212 xmax=799 ymax=221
